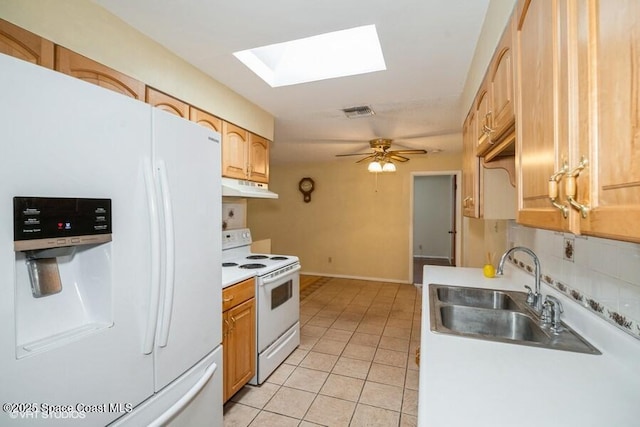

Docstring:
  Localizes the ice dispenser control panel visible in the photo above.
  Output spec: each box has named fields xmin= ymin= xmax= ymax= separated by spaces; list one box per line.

xmin=14 ymin=197 xmax=112 ymax=251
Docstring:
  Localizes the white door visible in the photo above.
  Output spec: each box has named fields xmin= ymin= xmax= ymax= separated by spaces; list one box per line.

xmin=151 ymin=109 xmax=222 ymax=391
xmin=0 ymin=54 xmax=154 ymax=425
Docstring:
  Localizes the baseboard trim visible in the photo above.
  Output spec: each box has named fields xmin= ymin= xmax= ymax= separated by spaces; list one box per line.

xmin=300 ymin=271 xmax=410 ymax=285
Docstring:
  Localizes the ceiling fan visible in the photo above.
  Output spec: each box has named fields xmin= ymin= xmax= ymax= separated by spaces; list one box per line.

xmin=336 ymin=138 xmax=428 ymax=172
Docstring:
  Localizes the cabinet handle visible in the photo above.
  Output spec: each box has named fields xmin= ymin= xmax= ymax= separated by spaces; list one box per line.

xmin=483 ymin=111 xmax=495 ymax=138
xmin=548 ymin=162 xmax=569 ymax=218
xmin=223 ymin=296 xmax=234 ymax=303
xmin=223 ymin=318 xmax=231 ymax=336
xmin=565 ymin=156 xmax=590 ymax=218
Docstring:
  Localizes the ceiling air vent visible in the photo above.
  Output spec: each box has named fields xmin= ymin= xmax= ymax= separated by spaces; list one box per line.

xmin=342 ymin=105 xmax=375 ymax=118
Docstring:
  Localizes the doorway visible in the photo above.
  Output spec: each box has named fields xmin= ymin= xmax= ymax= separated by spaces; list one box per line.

xmin=410 ymin=172 xmax=460 ymax=285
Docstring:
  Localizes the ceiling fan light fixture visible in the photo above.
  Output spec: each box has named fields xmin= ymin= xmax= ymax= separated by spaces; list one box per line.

xmin=368 ymin=161 xmax=383 ymax=173
xmin=382 ymin=161 xmax=396 ymax=172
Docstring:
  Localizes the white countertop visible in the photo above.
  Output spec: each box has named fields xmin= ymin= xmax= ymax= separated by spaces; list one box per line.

xmin=222 ymin=268 xmax=255 ymax=289
xmin=418 ymin=265 xmax=640 ymax=427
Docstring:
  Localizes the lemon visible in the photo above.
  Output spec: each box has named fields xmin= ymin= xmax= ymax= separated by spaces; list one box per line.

xmin=483 ymin=264 xmax=496 ymax=278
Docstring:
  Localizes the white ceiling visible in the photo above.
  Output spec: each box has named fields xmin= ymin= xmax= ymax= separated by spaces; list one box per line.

xmin=94 ymin=0 xmax=490 ymax=164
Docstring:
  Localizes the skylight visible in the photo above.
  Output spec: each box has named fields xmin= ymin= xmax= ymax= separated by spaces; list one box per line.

xmin=233 ymin=25 xmax=386 ymax=87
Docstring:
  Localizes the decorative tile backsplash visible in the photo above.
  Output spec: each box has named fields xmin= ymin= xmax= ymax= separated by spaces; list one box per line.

xmin=507 ymin=222 xmax=640 ymax=340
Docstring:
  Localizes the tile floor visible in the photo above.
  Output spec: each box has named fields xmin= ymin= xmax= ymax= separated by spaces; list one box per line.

xmin=223 ymin=277 xmax=422 ymax=427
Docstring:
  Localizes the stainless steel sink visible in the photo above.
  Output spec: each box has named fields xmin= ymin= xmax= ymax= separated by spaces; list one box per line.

xmin=429 ymin=284 xmax=600 ymax=354
xmin=439 ymin=305 xmax=549 ymax=343
xmin=436 ymin=286 xmax=521 ymax=310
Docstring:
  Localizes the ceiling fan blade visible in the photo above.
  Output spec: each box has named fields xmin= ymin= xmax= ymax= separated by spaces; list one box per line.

xmin=388 ymin=149 xmax=427 ymax=155
xmin=336 ymin=152 xmax=373 ymax=157
xmin=389 ymin=154 xmax=410 ymax=162
xmin=355 ymin=154 xmax=376 ymax=163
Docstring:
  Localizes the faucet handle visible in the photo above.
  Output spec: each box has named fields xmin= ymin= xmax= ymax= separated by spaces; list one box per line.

xmin=544 ymin=295 xmax=564 ymax=333
xmin=524 ymin=285 xmax=535 ymax=305
xmin=541 ymin=299 xmax=553 ymax=325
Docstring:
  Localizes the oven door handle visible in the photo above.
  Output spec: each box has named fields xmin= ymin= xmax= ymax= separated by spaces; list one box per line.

xmin=260 ymin=264 xmax=301 ymax=285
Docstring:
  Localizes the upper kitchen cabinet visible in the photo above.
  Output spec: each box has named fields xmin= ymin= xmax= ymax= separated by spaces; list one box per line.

xmin=488 ymin=15 xmax=516 ymax=148
xmin=475 ymin=15 xmax=516 ymax=159
xmin=222 ymin=121 xmax=270 ymax=183
xmin=475 ymin=81 xmax=492 ymax=157
xmin=55 ymin=46 xmax=145 ymax=100
xmin=462 ymin=6 xmax=516 ymax=220
xmin=462 ymin=108 xmax=515 ymax=220
xmin=515 ymin=0 xmax=573 ymax=232
xmin=146 ymin=87 xmax=189 ymax=118
xmin=574 ymin=0 xmax=640 ymax=242
xmin=248 ymin=133 xmax=269 ymax=184
xmin=462 ymin=109 xmax=480 ymax=218
xmin=190 ymin=107 xmax=222 ymax=133
xmin=0 ymin=18 xmax=53 ymax=68
xmin=516 ymin=0 xmax=640 ymax=243
xmin=222 ymin=121 xmax=249 ymax=180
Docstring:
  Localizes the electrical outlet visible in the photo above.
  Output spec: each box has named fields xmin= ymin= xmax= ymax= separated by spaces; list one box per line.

xmin=563 ymin=236 xmax=575 ymax=262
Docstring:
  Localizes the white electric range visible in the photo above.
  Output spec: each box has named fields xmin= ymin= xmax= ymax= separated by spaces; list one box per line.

xmin=221 ymin=228 xmax=301 ymax=385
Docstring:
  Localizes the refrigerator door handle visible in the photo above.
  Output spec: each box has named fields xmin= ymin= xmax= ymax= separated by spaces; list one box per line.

xmin=147 ymin=361 xmax=219 ymax=427
xmin=143 ymin=158 xmax=161 ymax=355
xmin=157 ymin=160 xmax=176 ymax=348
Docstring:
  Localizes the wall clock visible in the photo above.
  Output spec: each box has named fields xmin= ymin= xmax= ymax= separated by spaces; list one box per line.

xmin=298 ymin=177 xmax=315 ymax=203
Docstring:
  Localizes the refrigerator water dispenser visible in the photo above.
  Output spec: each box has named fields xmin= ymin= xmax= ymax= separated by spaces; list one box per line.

xmin=25 ymin=247 xmax=76 ymax=298
xmin=13 ymin=197 xmax=113 ymax=357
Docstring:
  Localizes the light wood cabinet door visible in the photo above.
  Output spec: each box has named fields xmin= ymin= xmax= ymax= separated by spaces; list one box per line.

xmin=248 ymin=133 xmax=270 ymax=183
xmin=223 ymin=298 xmax=255 ymax=402
xmin=0 ymin=18 xmax=53 ymax=68
xmin=189 ymin=107 xmax=222 ymax=133
xmin=222 ymin=121 xmax=249 ymax=180
xmin=516 ymin=0 xmax=572 ymax=232
xmin=55 ymin=46 xmax=145 ymax=100
xmin=462 ymin=110 xmax=480 ymax=218
xmin=475 ymin=84 xmax=492 ymax=157
xmin=489 ymin=16 xmax=515 ymax=144
xmin=576 ymin=0 xmax=640 ymax=242
xmin=145 ymin=87 xmax=189 ymax=118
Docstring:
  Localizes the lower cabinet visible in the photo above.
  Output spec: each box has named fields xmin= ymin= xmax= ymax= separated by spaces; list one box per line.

xmin=222 ymin=278 xmax=255 ymax=403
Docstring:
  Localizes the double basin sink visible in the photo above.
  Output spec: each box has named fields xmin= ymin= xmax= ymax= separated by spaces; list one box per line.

xmin=429 ymin=284 xmax=600 ymax=354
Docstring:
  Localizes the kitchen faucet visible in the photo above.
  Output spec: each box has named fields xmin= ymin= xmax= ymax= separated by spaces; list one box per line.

xmin=496 ymin=246 xmax=543 ymax=312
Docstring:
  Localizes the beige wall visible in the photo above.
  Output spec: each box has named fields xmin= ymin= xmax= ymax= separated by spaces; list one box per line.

xmin=0 ymin=0 xmax=274 ymax=139
xmin=463 ymin=218 xmax=509 ymax=268
xmin=247 ymin=151 xmax=462 ymax=283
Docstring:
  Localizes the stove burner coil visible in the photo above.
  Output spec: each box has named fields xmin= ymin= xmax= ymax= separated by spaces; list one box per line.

xmin=246 ymin=255 xmax=269 ymax=260
xmin=222 ymin=262 xmax=238 ymax=267
xmin=270 ymin=256 xmax=288 ymax=261
xmin=240 ymin=263 xmax=267 ymax=269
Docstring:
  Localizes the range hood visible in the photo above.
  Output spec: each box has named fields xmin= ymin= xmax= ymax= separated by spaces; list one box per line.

xmin=221 ymin=177 xmax=279 ymax=199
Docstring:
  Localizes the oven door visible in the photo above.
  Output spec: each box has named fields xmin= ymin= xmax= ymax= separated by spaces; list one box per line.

xmin=256 ymin=263 xmax=301 ymax=352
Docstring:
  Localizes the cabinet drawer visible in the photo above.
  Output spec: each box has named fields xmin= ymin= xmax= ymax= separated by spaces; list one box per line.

xmin=223 ymin=278 xmax=254 ymax=311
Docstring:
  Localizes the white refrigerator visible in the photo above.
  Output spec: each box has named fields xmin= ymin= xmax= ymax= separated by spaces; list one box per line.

xmin=0 ymin=53 xmax=223 ymax=425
